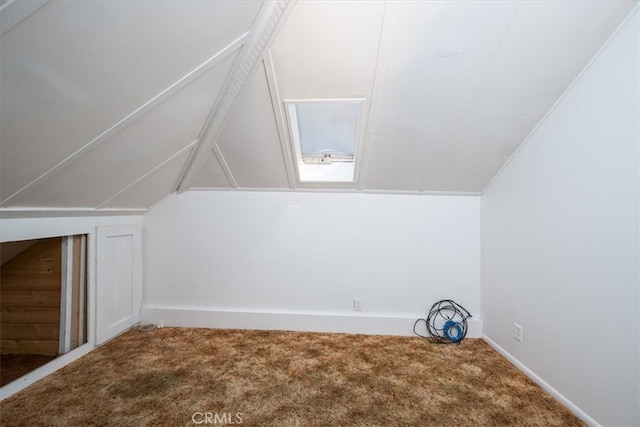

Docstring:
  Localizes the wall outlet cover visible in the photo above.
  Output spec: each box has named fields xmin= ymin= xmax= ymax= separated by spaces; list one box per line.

xmin=514 ymin=323 xmax=523 ymax=343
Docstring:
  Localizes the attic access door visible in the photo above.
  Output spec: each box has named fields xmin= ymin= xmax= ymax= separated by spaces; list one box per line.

xmin=95 ymin=225 xmax=141 ymax=345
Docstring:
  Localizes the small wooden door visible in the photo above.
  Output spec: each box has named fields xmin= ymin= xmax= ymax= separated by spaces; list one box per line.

xmin=95 ymin=225 xmax=141 ymax=345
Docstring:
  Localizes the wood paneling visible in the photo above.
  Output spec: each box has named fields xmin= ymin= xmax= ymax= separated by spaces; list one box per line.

xmin=0 ymin=277 xmax=63 ymax=291
xmin=0 ymin=340 xmax=58 ymax=356
xmin=1 ymin=238 xmax=62 ymax=290
xmin=0 ymin=291 xmax=60 ymax=308
xmin=1 ymin=324 xmax=59 ymax=341
xmin=0 ymin=241 xmax=36 ymax=266
xmin=1 ymin=238 xmax=61 ymax=355
xmin=1 ymin=307 xmax=59 ymax=324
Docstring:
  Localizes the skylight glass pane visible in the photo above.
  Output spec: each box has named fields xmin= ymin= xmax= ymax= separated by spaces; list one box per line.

xmin=295 ymin=101 xmax=359 ymax=157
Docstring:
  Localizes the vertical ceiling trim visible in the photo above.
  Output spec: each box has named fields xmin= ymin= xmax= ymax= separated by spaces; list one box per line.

xmin=263 ymin=51 xmax=296 ymax=189
xmin=95 ymin=141 xmax=197 ymax=209
xmin=212 ymin=144 xmax=238 ymax=188
xmin=417 ymin=1 xmax=522 ymax=191
xmin=356 ymin=0 xmax=389 ymax=191
xmin=0 ymin=33 xmax=247 ymax=207
xmin=176 ymin=0 xmax=295 ymax=193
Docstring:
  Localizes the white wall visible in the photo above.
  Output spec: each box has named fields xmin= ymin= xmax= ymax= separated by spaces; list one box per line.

xmin=142 ymin=191 xmax=481 ymax=335
xmin=481 ymin=9 xmax=639 ymax=427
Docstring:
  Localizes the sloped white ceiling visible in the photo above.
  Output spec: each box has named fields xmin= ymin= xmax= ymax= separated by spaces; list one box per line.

xmin=0 ymin=0 xmax=637 ymax=213
xmin=364 ymin=1 xmax=511 ymax=192
xmin=0 ymin=0 xmax=261 ymax=210
xmin=14 ymin=52 xmax=237 ymax=207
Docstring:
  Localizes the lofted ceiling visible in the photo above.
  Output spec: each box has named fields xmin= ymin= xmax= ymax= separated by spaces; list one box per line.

xmin=0 ymin=0 xmax=637 ymax=213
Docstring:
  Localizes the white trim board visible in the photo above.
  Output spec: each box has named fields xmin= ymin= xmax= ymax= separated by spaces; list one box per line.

xmin=211 ymin=143 xmax=238 ymax=188
xmin=0 ymin=208 xmax=146 ymax=219
xmin=482 ymin=335 xmax=601 ymax=427
xmin=97 ymin=141 xmax=197 ymax=208
xmin=141 ymin=306 xmax=483 ymax=338
xmin=264 ymin=52 xmax=296 ymax=189
xmin=186 ymin=187 xmax=482 ymax=197
xmin=59 ymin=236 xmax=74 ymax=354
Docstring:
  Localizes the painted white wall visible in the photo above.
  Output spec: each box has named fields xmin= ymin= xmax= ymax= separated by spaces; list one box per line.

xmin=142 ymin=191 xmax=481 ymax=336
xmin=481 ymin=9 xmax=639 ymax=427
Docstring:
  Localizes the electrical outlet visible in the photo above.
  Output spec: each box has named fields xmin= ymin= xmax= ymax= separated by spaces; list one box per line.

xmin=514 ymin=323 xmax=523 ymax=343
xmin=353 ymin=298 xmax=363 ymax=312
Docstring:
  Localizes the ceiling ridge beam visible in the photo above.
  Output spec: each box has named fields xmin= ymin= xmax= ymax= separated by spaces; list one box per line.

xmin=0 ymin=33 xmax=247 ymax=207
xmin=176 ymin=0 xmax=295 ymax=193
xmin=96 ymin=141 xmax=197 ymax=209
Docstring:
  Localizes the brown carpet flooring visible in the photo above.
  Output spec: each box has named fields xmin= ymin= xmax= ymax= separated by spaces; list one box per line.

xmin=1 ymin=354 xmax=57 ymax=387
xmin=0 ymin=327 xmax=584 ymax=426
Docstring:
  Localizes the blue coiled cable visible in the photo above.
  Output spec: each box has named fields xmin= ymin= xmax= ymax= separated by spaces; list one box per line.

xmin=413 ymin=299 xmax=472 ymax=344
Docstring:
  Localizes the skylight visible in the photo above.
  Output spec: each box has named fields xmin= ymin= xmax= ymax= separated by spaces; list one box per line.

xmin=286 ymin=99 xmax=364 ymax=183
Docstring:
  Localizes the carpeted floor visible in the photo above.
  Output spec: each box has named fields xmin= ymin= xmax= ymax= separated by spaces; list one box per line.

xmin=1 ymin=327 xmax=584 ymax=426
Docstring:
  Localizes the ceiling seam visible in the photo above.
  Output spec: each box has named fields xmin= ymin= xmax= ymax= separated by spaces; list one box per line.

xmin=176 ymin=0 xmax=295 ymax=193
xmin=264 ymin=51 xmax=296 ymax=190
xmin=0 ymin=0 xmax=16 ymax=13
xmin=0 ymin=33 xmax=247 ymax=207
xmin=356 ymin=0 xmax=389 ymax=191
xmin=212 ymin=144 xmax=238 ymax=188
xmin=0 ymin=0 xmax=50 ymax=37
xmin=416 ymin=0 xmax=522 ymax=192
xmin=95 ymin=141 xmax=197 ymax=209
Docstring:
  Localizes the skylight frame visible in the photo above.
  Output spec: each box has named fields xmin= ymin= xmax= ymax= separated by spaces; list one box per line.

xmin=284 ymin=98 xmax=366 ymax=186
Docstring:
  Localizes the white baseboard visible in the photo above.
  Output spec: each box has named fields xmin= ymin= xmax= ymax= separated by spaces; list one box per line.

xmin=482 ymin=335 xmax=601 ymax=427
xmin=141 ymin=306 xmax=483 ymax=338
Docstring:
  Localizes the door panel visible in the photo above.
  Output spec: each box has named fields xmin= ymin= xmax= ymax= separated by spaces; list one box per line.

xmin=95 ymin=225 xmax=141 ymax=345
